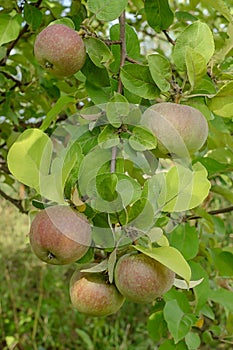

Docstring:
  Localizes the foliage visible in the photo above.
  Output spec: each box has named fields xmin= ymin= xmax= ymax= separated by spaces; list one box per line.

xmin=1 ymin=0 xmax=233 ymax=349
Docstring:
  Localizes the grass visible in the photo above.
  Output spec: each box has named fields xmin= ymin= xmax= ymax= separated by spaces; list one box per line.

xmin=0 ymin=199 xmax=157 ymax=350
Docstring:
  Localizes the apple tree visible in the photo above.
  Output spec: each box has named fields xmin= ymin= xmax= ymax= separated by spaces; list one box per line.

xmin=1 ymin=0 xmax=233 ymax=348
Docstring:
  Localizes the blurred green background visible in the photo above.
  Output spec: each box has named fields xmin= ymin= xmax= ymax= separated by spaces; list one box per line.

xmin=0 ymin=198 xmax=156 ymax=350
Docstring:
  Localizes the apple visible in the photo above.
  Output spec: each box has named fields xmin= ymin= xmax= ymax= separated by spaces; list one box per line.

xmin=142 ymin=102 xmax=208 ymax=157
xmin=34 ymin=24 xmax=86 ymax=77
xmin=69 ymin=270 xmax=125 ymax=317
xmin=29 ymin=205 xmax=92 ymax=265
xmin=114 ymin=253 xmax=175 ymax=304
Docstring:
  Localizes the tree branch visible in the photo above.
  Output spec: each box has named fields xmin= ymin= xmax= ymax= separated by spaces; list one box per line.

xmin=185 ymin=205 xmax=233 ymax=221
xmin=117 ymin=11 xmax=127 ymax=94
xmin=0 ymin=189 xmax=28 ymax=214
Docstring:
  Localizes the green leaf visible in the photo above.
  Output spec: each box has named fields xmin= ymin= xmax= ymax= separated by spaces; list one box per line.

xmin=148 ymin=53 xmax=172 ymax=92
xmin=96 ymin=173 xmax=118 ymax=201
xmin=133 ymin=245 xmax=191 ymax=283
xmin=110 ymin=23 xmax=141 ymax=72
xmin=121 ymin=64 xmax=159 ymax=99
xmin=0 ymin=14 xmax=21 ymax=46
xmin=87 ymin=0 xmax=128 ymax=21
xmin=173 ymin=21 xmax=215 ymax=71
xmin=48 ymin=17 xmax=75 ymax=29
xmin=108 ymin=248 xmax=117 ymax=283
xmin=159 ymin=339 xmax=188 ymax=350
xmin=129 ymin=126 xmax=157 ymax=151
xmin=169 ymin=224 xmax=199 ymax=260
xmin=207 ymin=81 xmax=233 ymax=118
xmin=210 ymin=248 xmax=233 ymax=277
xmin=158 ymin=162 xmax=211 ymax=212
xmin=185 ymin=332 xmax=201 ymax=350
xmin=201 ymin=0 xmax=232 ymax=23
xmin=213 ymin=23 xmax=233 ymax=63
xmin=106 ymin=94 xmax=129 ymax=127
xmin=147 ymin=311 xmax=167 ymax=342
xmin=98 ymin=125 xmax=120 ymax=149
xmin=189 ymin=261 xmax=210 ymax=312
xmin=82 ymin=56 xmax=110 ymax=87
xmin=145 ymin=0 xmax=174 ymax=33
xmin=164 ymin=300 xmax=196 ymax=343
xmin=7 ymin=129 xmax=53 ymax=191
xmin=23 ymin=3 xmax=43 ymax=30
xmin=185 ymin=49 xmax=206 ymax=89
xmin=84 ymin=37 xmax=113 ymax=68
xmin=40 ymin=96 xmax=75 ymax=131
xmin=209 ymin=288 xmax=233 ymax=312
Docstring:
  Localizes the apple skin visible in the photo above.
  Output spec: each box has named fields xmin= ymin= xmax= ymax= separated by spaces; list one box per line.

xmin=69 ymin=270 xmax=125 ymax=317
xmin=29 ymin=205 xmax=92 ymax=265
xmin=114 ymin=253 xmax=175 ymax=304
xmin=142 ymin=102 xmax=208 ymax=157
xmin=34 ymin=24 xmax=86 ymax=77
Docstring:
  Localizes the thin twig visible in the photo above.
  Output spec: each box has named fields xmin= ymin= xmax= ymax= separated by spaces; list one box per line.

xmin=104 ymin=40 xmax=122 ymax=46
xmin=125 ymin=56 xmax=141 ymax=65
xmin=162 ymin=30 xmax=176 ymax=46
xmin=185 ymin=205 xmax=233 ymax=221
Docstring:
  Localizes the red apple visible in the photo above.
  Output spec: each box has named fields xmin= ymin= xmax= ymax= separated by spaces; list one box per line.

xmin=29 ymin=205 xmax=91 ymax=265
xmin=114 ymin=253 xmax=175 ymax=303
xmin=34 ymin=24 xmax=86 ymax=77
xmin=70 ymin=270 xmax=125 ymax=317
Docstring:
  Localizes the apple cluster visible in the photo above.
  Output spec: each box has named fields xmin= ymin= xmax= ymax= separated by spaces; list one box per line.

xmin=31 ymin=23 xmax=209 ymax=317
xmin=29 ymin=205 xmax=175 ymax=317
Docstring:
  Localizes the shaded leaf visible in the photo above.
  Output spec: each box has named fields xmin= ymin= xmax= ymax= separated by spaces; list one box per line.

xmin=145 ymin=0 xmax=174 ymax=33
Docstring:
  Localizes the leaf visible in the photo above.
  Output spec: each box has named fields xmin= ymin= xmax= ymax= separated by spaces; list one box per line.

xmin=108 ymin=249 xmax=117 ymax=283
xmin=173 ymin=21 xmax=215 ymax=71
xmin=106 ymin=94 xmax=129 ymax=127
xmin=40 ymin=96 xmax=75 ymax=131
xmin=129 ymin=126 xmax=157 ymax=151
xmin=158 ymin=162 xmax=211 ymax=212
xmin=84 ymin=37 xmax=113 ymax=68
xmin=145 ymin=0 xmax=174 ymax=33
xmin=110 ymin=23 xmax=140 ymax=72
xmin=82 ymin=56 xmax=110 ymax=87
xmin=147 ymin=311 xmax=167 ymax=342
xmin=169 ymin=224 xmax=199 ymax=260
xmin=7 ymin=129 xmax=53 ymax=191
xmin=23 ymin=3 xmax=43 ymax=30
xmin=173 ymin=278 xmax=204 ymax=290
xmin=189 ymin=261 xmax=210 ymax=312
xmin=80 ymin=259 xmax=108 ymax=273
xmin=185 ymin=49 xmax=207 ymax=89
xmin=201 ymin=0 xmax=232 ymax=23
xmin=148 ymin=53 xmax=172 ymax=92
xmin=87 ymin=0 xmax=128 ymax=21
xmin=207 ymin=81 xmax=233 ymax=118
xmin=121 ymin=64 xmax=159 ymax=99
xmin=0 ymin=14 xmax=21 ymax=46
xmin=98 ymin=125 xmax=120 ymax=149
xmin=213 ymin=23 xmax=233 ymax=63
xmin=209 ymin=288 xmax=233 ymax=312
xmin=210 ymin=249 xmax=233 ymax=277
xmin=48 ymin=17 xmax=75 ymax=29
xmin=133 ymin=245 xmax=191 ymax=283
xmin=164 ymin=300 xmax=196 ymax=343
xmin=185 ymin=332 xmax=201 ymax=350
